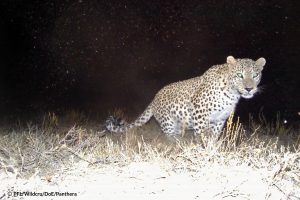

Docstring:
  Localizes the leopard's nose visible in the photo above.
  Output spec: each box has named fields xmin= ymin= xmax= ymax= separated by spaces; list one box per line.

xmin=245 ymin=87 xmax=253 ymax=92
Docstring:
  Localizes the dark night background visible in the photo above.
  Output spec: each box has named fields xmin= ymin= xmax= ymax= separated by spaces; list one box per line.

xmin=0 ymin=0 xmax=299 ymax=123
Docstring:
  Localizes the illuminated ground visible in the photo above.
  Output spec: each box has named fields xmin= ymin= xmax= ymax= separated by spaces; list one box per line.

xmin=0 ymin=117 xmax=299 ymax=200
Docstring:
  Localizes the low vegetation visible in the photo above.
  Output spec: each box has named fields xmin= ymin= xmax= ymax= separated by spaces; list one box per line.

xmin=0 ymin=112 xmax=299 ymax=199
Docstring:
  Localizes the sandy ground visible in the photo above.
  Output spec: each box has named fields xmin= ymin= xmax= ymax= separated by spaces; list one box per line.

xmin=1 ymin=160 xmax=298 ymax=200
xmin=0 ymin=120 xmax=299 ymax=200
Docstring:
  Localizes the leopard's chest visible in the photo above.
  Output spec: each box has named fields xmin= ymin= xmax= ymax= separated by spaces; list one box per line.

xmin=210 ymin=104 xmax=234 ymax=123
xmin=209 ymin=93 xmax=240 ymax=123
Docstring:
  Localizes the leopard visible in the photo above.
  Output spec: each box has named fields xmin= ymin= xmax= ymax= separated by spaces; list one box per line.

xmin=106 ymin=56 xmax=266 ymax=137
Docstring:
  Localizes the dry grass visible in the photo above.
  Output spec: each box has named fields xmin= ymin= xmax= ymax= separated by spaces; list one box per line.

xmin=0 ymin=112 xmax=299 ymax=199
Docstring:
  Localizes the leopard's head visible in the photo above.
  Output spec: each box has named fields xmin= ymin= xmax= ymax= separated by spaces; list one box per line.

xmin=227 ymin=56 xmax=266 ymax=99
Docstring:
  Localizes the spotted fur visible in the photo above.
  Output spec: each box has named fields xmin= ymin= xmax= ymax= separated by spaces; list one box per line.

xmin=106 ymin=56 xmax=266 ymax=136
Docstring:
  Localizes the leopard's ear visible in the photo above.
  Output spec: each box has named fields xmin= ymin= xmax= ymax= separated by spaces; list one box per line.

xmin=227 ymin=56 xmax=236 ymax=65
xmin=256 ymin=57 xmax=266 ymax=71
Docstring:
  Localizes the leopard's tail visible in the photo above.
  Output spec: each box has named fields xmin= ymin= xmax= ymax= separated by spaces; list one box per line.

xmin=105 ymin=104 xmax=153 ymax=133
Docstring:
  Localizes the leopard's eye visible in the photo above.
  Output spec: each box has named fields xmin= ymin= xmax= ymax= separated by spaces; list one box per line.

xmin=237 ymin=73 xmax=243 ymax=78
xmin=253 ymin=73 xmax=259 ymax=78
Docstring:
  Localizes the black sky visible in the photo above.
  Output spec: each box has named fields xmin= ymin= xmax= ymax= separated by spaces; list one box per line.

xmin=0 ymin=0 xmax=299 ymax=122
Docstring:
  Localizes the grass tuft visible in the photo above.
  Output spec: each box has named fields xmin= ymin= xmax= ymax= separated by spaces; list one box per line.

xmin=0 ymin=112 xmax=299 ymax=198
